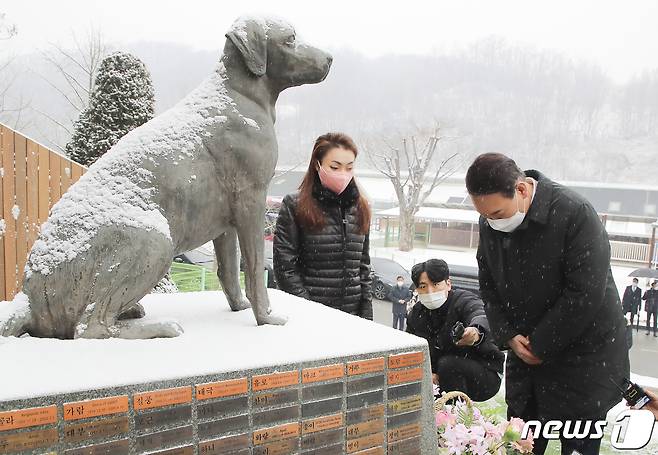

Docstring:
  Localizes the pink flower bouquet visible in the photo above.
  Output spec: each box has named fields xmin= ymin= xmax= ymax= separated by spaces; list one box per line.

xmin=436 ymin=399 xmax=534 ymax=454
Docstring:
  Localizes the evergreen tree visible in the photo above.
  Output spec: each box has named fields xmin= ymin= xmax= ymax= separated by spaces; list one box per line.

xmin=66 ymin=51 xmax=155 ymax=166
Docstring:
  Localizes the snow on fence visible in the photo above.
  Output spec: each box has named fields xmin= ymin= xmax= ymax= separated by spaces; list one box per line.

xmin=0 ymin=124 xmax=87 ymax=301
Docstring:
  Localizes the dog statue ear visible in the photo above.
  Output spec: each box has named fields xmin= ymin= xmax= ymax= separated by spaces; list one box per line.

xmin=226 ymin=20 xmax=267 ymax=77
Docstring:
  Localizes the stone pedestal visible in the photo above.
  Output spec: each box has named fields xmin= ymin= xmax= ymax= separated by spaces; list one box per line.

xmin=0 ymin=290 xmax=438 ymax=454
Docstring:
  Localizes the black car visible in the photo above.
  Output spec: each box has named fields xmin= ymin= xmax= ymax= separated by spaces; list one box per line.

xmin=448 ymin=264 xmax=480 ymax=296
xmin=370 ymin=257 xmax=412 ymax=301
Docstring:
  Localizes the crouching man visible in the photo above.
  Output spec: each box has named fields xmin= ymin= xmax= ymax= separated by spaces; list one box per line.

xmin=407 ymin=259 xmax=504 ymax=401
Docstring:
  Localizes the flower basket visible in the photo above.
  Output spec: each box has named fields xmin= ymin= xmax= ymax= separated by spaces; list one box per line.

xmin=435 ymin=391 xmax=534 ymax=454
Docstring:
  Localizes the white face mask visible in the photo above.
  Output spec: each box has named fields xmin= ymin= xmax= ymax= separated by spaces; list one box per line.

xmin=418 ymin=291 xmax=448 ymax=310
xmin=487 ymin=192 xmax=527 ymax=233
xmin=397 ymin=281 xmax=404 ymax=287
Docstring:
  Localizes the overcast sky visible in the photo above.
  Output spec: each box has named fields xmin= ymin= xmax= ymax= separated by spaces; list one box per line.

xmin=3 ymin=0 xmax=658 ymax=83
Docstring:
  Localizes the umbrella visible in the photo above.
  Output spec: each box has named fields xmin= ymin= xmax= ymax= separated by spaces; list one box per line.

xmin=628 ymin=268 xmax=658 ymax=279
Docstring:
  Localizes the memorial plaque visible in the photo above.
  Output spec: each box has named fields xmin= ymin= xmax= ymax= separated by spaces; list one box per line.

xmin=346 ymin=405 xmax=385 ymax=425
xmin=302 ymin=443 xmax=343 ymax=455
xmin=63 ymin=395 xmax=129 ymax=421
xmin=301 ymin=413 xmax=343 ymax=434
xmin=346 ymin=418 xmax=384 ymax=439
xmin=253 ymin=389 xmax=299 ymax=408
xmin=64 ymin=415 xmax=129 ymax=443
xmin=387 ymin=410 xmax=421 ymax=429
xmin=0 ymin=405 xmax=57 ymax=431
xmin=301 ymin=427 xmax=344 ymax=449
xmin=147 ymin=446 xmax=194 ymax=455
xmin=347 ymin=358 xmax=384 ymax=376
xmin=253 ymin=422 xmax=300 ymax=445
xmin=198 ymin=414 xmax=249 ymax=439
xmin=196 ymin=378 xmax=248 ymax=400
xmin=353 ymin=447 xmax=384 ymax=455
xmin=133 ymin=386 xmax=192 ymax=411
xmin=134 ymin=404 xmax=191 ymax=431
xmin=0 ymin=427 xmax=58 ymax=452
xmin=388 ymin=396 xmax=422 ymax=415
xmin=387 ymin=422 xmax=421 ymax=442
xmin=252 ymin=371 xmax=298 ymax=392
xmin=387 ymin=382 xmax=421 ymax=401
xmin=301 ymin=397 xmax=342 ymax=419
xmin=252 ymin=438 xmax=299 ymax=455
xmin=302 ymin=382 xmax=343 ymax=402
xmin=302 ymin=364 xmax=344 ymax=384
xmin=63 ymin=438 xmax=130 ymax=455
xmin=197 ymin=397 xmax=248 ymax=420
xmin=387 ymin=368 xmax=422 ymax=385
xmin=135 ymin=425 xmax=193 ymax=452
xmin=387 ymin=436 xmax=421 ymax=455
xmin=347 ymin=375 xmax=385 ymax=395
xmin=345 ymin=432 xmax=384 ymax=454
xmin=347 ymin=390 xmax=383 ymax=410
xmin=388 ymin=352 xmax=423 ymax=369
xmin=253 ymin=405 xmax=300 ymax=427
xmin=198 ymin=433 xmax=250 ymax=455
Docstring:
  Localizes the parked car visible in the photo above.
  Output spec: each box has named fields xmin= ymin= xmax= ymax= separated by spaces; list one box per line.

xmin=448 ymin=264 xmax=480 ymax=296
xmin=370 ymin=257 xmax=412 ymax=301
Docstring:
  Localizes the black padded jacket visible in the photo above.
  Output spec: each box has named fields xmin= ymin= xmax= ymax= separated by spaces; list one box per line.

xmin=273 ymin=179 xmax=373 ymax=319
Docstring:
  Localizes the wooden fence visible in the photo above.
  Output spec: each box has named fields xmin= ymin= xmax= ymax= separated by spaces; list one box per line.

xmin=0 ymin=123 xmax=87 ymax=301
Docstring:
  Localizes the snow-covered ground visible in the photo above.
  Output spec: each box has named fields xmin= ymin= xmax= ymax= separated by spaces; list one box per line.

xmin=0 ymin=290 xmax=424 ymax=401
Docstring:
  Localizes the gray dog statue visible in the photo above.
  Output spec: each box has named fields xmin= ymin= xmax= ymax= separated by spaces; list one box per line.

xmin=0 ymin=16 xmax=332 ymax=339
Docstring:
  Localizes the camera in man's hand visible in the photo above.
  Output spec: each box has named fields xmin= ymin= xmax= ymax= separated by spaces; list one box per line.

xmin=451 ymin=321 xmax=465 ymax=344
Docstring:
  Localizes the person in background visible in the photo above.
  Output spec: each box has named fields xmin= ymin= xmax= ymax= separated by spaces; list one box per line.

xmin=406 ymin=259 xmax=504 ymax=401
xmin=389 ymin=274 xmax=411 ymax=330
xmin=642 ymin=281 xmax=658 ymax=337
xmin=622 ymin=277 xmax=642 ymax=330
xmin=273 ymin=132 xmax=373 ymax=319
xmin=466 ymin=153 xmax=629 ymax=455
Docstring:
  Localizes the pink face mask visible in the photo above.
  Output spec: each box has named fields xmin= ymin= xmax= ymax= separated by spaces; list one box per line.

xmin=318 ymin=161 xmax=353 ymax=195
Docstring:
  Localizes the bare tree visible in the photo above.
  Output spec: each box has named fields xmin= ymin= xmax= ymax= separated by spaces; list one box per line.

xmin=0 ymin=12 xmax=29 ymax=128
xmin=367 ymin=126 xmax=459 ymax=252
xmin=35 ymin=28 xmax=110 ymax=141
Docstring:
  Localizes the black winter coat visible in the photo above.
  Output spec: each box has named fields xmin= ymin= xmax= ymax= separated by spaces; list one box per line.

xmin=643 ymin=289 xmax=658 ymax=313
xmin=406 ymin=289 xmax=504 ymax=374
xmin=273 ymin=179 xmax=373 ymax=319
xmin=477 ymin=170 xmax=629 ymax=420
xmin=389 ymin=285 xmax=412 ymax=315
xmin=622 ymin=286 xmax=642 ymax=314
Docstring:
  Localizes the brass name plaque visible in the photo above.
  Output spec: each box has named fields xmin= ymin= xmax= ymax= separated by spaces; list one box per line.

xmin=196 ymin=378 xmax=248 ymax=400
xmin=388 ymin=352 xmax=424 ymax=369
xmin=252 ymin=371 xmax=298 ymax=392
xmin=0 ymin=406 xmax=57 ymax=431
xmin=347 ymin=358 xmax=385 ymax=376
xmin=387 ymin=368 xmax=423 ymax=385
xmin=301 ymin=413 xmax=343 ymax=434
xmin=63 ymin=396 xmax=129 ymax=421
xmin=64 ymin=415 xmax=129 ymax=443
xmin=134 ymin=386 xmax=192 ymax=411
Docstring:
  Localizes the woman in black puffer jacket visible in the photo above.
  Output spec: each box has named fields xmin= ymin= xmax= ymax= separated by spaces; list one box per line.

xmin=273 ymin=132 xmax=373 ymax=319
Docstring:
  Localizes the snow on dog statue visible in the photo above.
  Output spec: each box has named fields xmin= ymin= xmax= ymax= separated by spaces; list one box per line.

xmin=0 ymin=16 xmax=332 ymax=339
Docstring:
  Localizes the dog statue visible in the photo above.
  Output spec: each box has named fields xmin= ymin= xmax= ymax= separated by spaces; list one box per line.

xmin=0 ymin=16 xmax=332 ymax=339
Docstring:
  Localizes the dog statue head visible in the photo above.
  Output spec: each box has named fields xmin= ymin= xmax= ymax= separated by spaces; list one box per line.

xmin=225 ymin=16 xmax=332 ymax=90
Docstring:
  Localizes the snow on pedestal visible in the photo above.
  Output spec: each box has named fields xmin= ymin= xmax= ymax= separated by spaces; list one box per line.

xmin=0 ymin=290 xmax=438 ymax=454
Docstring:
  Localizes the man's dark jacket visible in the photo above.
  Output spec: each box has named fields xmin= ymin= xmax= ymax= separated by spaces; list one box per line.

xmin=477 ymin=170 xmax=629 ymax=420
xmin=406 ymin=288 xmax=504 ymax=374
